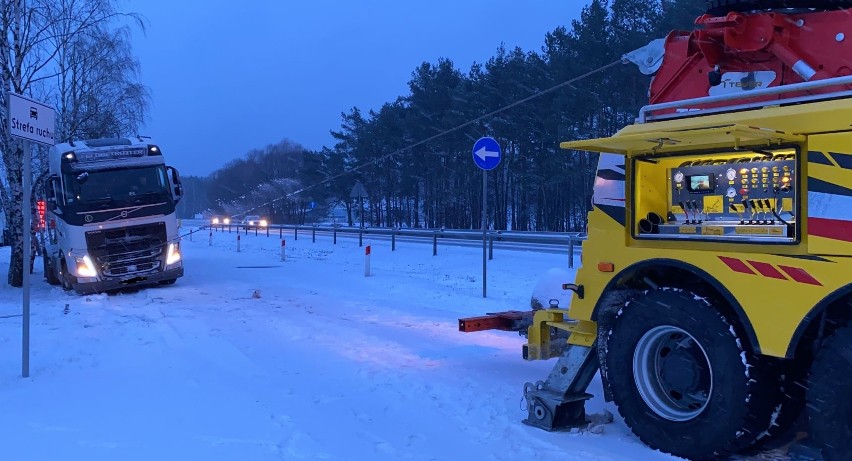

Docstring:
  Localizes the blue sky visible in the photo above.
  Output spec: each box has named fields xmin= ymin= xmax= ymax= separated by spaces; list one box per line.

xmin=128 ymin=1 xmax=588 ymax=177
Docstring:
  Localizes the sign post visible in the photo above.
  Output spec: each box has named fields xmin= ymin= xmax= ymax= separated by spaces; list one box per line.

xmin=350 ymin=181 xmax=368 ymax=228
xmin=9 ymin=92 xmax=56 ymax=378
xmin=472 ymin=136 xmax=501 ymax=298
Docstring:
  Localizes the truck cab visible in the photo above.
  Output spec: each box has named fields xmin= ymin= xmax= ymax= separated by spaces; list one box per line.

xmin=41 ymin=137 xmax=185 ymax=294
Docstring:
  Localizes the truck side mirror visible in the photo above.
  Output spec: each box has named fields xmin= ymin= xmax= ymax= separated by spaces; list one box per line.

xmin=166 ymin=166 xmax=182 ymax=203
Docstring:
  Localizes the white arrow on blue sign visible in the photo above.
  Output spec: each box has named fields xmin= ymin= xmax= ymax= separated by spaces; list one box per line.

xmin=472 ymin=136 xmax=501 ymax=171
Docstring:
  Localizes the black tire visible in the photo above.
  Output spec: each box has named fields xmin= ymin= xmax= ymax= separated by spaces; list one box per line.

xmin=707 ymin=0 xmax=852 ymax=15
xmin=43 ymin=253 xmax=61 ymax=286
xmin=807 ymin=325 xmax=852 ymax=461
xmin=604 ymin=288 xmax=779 ymax=460
xmin=738 ymin=357 xmax=809 ymax=455
xmin=60 ymin=261 xmax=74 ymax=292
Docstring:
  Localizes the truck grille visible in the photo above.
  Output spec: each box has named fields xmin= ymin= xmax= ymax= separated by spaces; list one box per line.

xmin=85 ymin=222 xmax=167 ymax=279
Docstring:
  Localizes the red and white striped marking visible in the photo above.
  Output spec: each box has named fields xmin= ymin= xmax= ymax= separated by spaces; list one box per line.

xmin=365 ymin=245 xmax=371 ymax=277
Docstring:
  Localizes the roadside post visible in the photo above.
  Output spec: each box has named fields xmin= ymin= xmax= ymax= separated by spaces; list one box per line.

xmin=365 ymin=244 xmax=371 ymax=277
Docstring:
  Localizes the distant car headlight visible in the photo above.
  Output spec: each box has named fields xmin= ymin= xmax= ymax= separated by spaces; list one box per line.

xmin=248 ymin=220 xmax=255 ymax=226
xmin=75 ymin=255 xmax=98 ymax=277
xmin=260 ymin=219 xmax=268 ymax=227
xmin=166 ymin=242 xmax=181 ymax=266
xmin=223 ymin=218 xmax=230 ymax=225
xmin=212 ymin=217 xmax=220 ymax=224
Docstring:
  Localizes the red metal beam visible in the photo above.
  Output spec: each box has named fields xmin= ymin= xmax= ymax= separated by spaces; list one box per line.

xmin=458 ymin=310 xmax=528 ymax=333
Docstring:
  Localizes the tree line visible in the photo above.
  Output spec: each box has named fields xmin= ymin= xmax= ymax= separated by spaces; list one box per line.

xmin=185 ymin=0 xmax=706 ymax=231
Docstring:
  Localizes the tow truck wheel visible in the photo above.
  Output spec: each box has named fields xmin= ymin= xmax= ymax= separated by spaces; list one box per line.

xmin=706 ymin=0 xmax=852 ymax=15
xmin=806 ymin=324 xmax=852 ymax=461
xmin=604 ymin=288 xmax=778 ymax=459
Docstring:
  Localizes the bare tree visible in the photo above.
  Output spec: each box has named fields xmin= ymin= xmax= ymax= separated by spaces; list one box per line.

xmin=0 ymin=0 xmax=145 ymax=287
xmin=54 ymin=22 xmax=148 ymax=141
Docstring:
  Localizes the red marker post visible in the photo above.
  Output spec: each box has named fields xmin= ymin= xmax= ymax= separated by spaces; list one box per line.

xmin=365 ymin=244 xmax=371 ymax=277
xmin=237 ymin=233 xmax=241 ymax=252
xmin=281 ymin=239 xmax=286 ymax=261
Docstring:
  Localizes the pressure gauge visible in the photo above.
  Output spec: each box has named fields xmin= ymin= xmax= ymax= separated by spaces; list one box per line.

xmin=674 ymin=171 xmax=684 ymax=183
xmin=726 ymin=168 xmax=736 ymax=181
xmin=726 ymin=187 xmax=737 ymax=198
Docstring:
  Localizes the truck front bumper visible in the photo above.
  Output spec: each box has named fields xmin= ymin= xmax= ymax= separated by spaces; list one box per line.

xmin=72 ymin=265 xmax=184 ymax=295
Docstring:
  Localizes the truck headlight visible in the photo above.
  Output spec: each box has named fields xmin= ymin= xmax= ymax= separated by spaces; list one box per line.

xmin=260 ymin=219 xmax=268 ymax=227
xmin=212 ymin=217 xmax=220 ymax=224
xmin=223 ymin=218 xmax=230 ymax=225
xmin=166 ymin=243 xmax=181 ymax=266
xmin=75 ymin=255 xmax=98 ymax=277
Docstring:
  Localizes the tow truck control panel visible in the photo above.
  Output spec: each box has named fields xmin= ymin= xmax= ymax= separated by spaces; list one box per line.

xmin=637 ymin=154 xmax=797 ymax=242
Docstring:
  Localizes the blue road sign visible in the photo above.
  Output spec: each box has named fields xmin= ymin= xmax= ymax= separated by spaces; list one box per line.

xmin=472 ymin=136 xmax=501 ymax=170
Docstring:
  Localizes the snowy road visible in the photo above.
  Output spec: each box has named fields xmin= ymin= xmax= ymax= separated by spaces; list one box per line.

xmin=0 ymin=228 xmax=677 ymax=460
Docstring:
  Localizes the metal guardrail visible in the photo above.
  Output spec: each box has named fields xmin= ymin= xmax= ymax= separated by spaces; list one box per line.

xmin=190 ymin=222 xmax=587 ymax=268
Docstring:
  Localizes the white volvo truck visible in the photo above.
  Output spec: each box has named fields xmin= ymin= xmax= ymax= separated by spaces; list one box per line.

xmin=39 ymin=137 xmax=184 ymax=294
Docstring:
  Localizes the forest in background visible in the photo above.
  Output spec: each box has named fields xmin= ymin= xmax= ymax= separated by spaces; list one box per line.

xmin=179 ymin=0 xmax=708 ymax=231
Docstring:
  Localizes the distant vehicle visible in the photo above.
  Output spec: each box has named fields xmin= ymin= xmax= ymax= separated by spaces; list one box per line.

xmin=242 ymin=215 xmax=268 ymax=229
xmin=211 ymin=216 xmax=230 ymax=225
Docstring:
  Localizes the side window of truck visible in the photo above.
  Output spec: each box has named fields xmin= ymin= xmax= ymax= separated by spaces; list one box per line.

xmin=63 ymin=176 xmax=75 ymax=204
xmin=157 ymin=167 xmax=168 ymax=189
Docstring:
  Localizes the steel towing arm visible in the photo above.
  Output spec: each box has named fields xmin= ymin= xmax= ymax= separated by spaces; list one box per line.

xmin=459 ymin=306 xmax=600 ymax=431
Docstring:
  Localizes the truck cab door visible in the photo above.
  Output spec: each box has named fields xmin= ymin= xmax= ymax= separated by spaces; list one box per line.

xmin=166 ymin=166 xmax=183 ymax=203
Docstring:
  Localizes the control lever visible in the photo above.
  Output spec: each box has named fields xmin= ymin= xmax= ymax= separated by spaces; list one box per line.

xmin=730 ymin=203 xmax=744 ymax=225
xmin=754 ymin=199 xmax=765 ymax=224
xmin=742 ymin=199 xmax=752 ymax=224
xmin=762 ymin=199 xmax=774 ymax=224
xmin=749 ymin=199 xmax=759 ymax=225
xmin=691 ymin=200 xmax=702 ymax=224
xmin=678 ymin=201 xmax=689 ymax=224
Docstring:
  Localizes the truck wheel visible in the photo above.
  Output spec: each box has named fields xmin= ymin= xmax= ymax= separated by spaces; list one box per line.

xmin=806 ymin=324 xmax=852 ymax=461
xmin=43 ymin=253 xmax=60 ymax=285
xmin=706 ymin=0 xmax=852 ymax=15
xmin=604 ymin=288 xmax=778 ymax=459
xmin=60 ymin=261 xmax=74 ymax=291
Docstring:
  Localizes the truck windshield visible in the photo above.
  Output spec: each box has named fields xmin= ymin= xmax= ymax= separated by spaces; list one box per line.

xmin=63 ymin=165 xmax=170 ymax=207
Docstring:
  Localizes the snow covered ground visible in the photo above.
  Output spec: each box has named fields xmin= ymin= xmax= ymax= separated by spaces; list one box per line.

xmin=0 ymin=225 xmax=682 ymax=461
